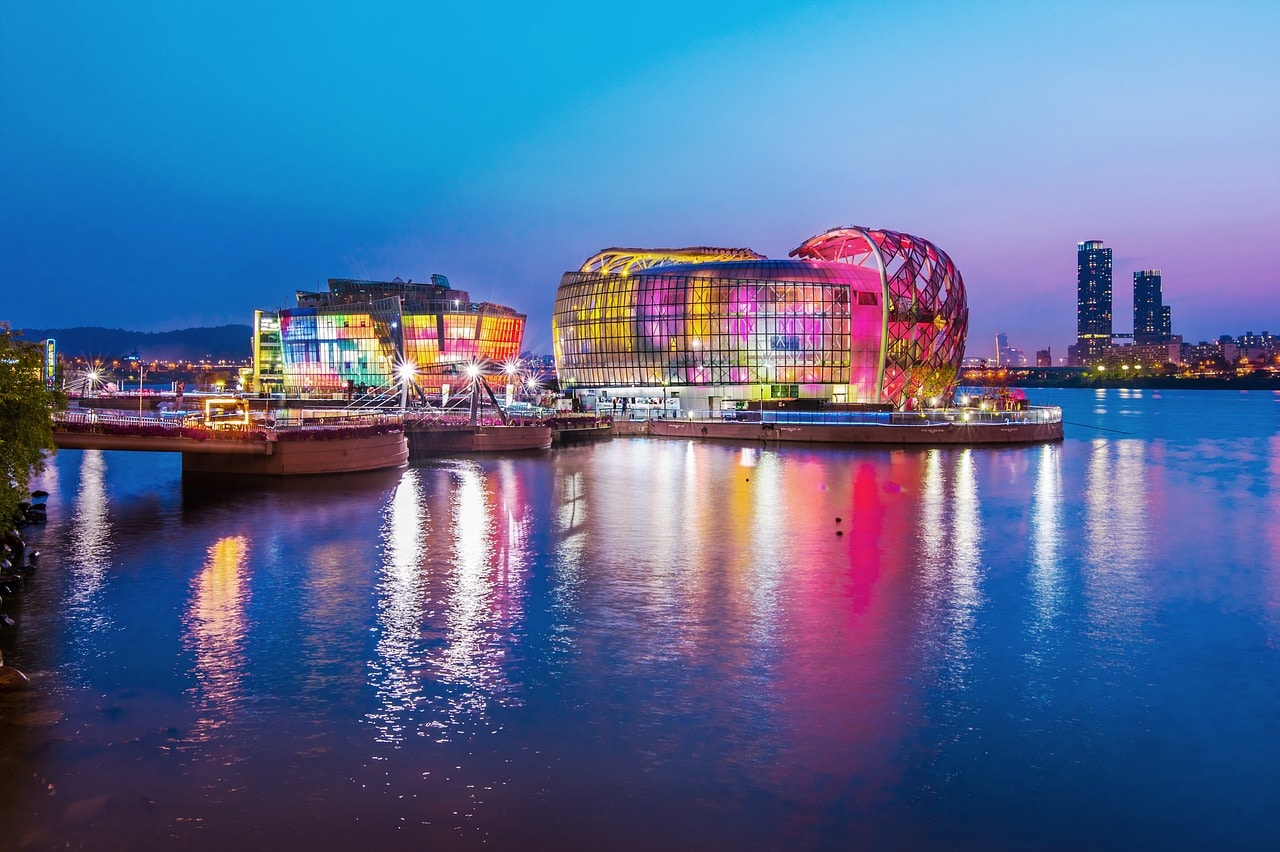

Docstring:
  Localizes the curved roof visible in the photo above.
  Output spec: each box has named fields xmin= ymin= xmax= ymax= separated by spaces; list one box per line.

xmin=625 ymin=257 xmax=883 ymax=287
xmin=579 ymin=247 xmax=765 ymax=276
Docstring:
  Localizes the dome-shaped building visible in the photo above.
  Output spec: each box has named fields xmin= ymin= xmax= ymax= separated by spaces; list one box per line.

xmin=551 ymin=227 xmax=967 ymax=412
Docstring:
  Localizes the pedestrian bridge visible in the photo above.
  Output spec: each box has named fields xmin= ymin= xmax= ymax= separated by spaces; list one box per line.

xmin=52 ymin=409 xmax=285 ymax=454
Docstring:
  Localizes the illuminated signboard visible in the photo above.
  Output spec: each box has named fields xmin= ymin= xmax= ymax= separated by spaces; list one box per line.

xmin=44 ymin=339 xmax=56 ymax=390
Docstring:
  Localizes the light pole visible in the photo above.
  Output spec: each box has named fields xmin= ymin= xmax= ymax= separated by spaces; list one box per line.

xmin=138 ymin=360 xmax=145 ymax=420
xmin=397 ymin=359 xmax=416 ymax=413
xmin=503 ymin=360 xmax=520 ymax=409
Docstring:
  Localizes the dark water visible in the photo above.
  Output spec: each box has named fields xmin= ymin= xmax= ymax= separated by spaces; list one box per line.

xmin=2 ymin=388 xmax=1277 ymax=850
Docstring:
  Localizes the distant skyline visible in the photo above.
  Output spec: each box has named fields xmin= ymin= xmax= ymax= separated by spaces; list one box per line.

xmin=2 ymin=0 xmax=1277 ymax=358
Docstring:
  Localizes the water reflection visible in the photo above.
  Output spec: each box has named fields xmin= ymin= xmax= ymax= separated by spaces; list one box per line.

xmin=366 ymin=462 xmax=531 ymax=746
xmin=65 ymin=450 xmax=113 ymax=669
xmin=949 ymin=450 xmax=984 ymax=684
xmin=1083 ymin=439 xmax=1150 ymax=641
xmin=368 ymin=469 xmax=427 ymax=745
xmin=184 ymin=535 xmax=251 ymax=744
xmin=437 ymin=462 xmax=523 ymax=721
xmin=1268 ymin=435 xmax=1280 ymax=644
xmin=1029 ymin=444 xmax=1065 ymax=641
xmin=917 ymin=449 xmax=985 ymax=690
xmin=745 ymin=450 xmax=784 ymax=647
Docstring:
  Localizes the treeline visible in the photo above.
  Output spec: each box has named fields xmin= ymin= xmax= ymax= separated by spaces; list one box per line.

xmin=13 ymin=325 xmax=254 ymax=362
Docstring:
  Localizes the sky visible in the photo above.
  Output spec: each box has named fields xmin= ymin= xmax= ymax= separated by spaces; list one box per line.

xmin=2 ymin=0 xmax=1277 ymax=359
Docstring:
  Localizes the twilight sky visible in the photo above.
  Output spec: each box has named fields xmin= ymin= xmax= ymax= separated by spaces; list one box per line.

xmin=2 ymin=0 xmax=1277 ymax=359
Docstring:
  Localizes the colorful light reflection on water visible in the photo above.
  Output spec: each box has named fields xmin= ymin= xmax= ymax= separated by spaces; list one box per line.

xmin=1 ymin=389 xmax=1277 ymax=849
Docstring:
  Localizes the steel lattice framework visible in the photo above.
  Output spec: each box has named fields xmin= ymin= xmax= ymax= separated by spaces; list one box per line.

xmin=579 ymin=246 xmax=765 ymax=276
xmin=790 ymin=227 xmax=968 ymax=405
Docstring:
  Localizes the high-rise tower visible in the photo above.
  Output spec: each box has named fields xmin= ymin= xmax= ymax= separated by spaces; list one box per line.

xmin=1076 ymin=240 xmax=1113 ymax=364
xmin=1133 ymin=270 xmax=1168 ymax=344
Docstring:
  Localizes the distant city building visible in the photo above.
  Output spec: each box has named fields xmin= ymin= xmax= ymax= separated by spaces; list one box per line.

xmin=1076 ymin=240 xmax=1113 ymax=365
xmin=252 ymin=276 xmax=525 ymax=395
xmin=1133 ymin=270 xmax=1172 ymax=344
xmin=552 ymin=226 xmax=969 ymax=410
xmin=1184 ymin=339 xmax=1238 ymax=368
xmin=1234 ymin=331 xmax=1277 ymax=362
xmin=1237 ymin=330 xmax=1275 ymax=350
xmin=994 ymin=332 xmax=1027 ymax=367
xmin=1105 ymin=338 xmax=1183 ymax=368
xmin=1036 ymin=348 xmax=1052 ymax=368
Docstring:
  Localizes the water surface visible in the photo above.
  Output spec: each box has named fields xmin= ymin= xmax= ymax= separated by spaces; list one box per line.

xmin=2 ymin=388 xmax=1277 ymax=849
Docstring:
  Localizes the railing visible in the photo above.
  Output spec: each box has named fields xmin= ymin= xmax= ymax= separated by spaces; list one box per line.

xmin=53 ymin=408 xmax=271 ymax=443
xmin=53 ymin=408 xmax=407 ymax=442
xmin=620 ymin=406 xmax=1063 ymax=427
xmin=344 ymin=385 xmax=402 ymax=411
xmin=400 ymin=409 xmax=551 ymax=429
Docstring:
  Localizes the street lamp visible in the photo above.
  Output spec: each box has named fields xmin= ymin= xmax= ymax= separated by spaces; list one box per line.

xmin=397 ymin=359 xmax=417 ymax=412
xmin=503 ymin=360 xmax=520 ymax=408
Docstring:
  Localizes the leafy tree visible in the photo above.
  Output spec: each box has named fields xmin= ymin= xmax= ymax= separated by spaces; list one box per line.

xmin=0 ymin=331 xmax=63 ymax=523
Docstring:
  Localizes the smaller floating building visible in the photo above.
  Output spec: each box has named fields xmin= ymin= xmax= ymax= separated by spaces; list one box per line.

xmin=251 ymin=276 xmax=525 ymax=396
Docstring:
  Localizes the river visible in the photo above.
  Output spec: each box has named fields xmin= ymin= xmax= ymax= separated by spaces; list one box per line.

xmin=2 ymin=388 xmax=1277 ymax=849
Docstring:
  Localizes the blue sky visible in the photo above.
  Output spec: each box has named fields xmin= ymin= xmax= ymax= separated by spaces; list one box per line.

xmin=2 ymin=0 xmax=1277 ymax=357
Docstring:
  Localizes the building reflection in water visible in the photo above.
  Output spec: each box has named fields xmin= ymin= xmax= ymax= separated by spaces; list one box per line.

xmin=744 ymin=449 xmax=785 ymax=648
xmin=549 ymin=463 xmax=587 ymax=661
xmin=184 ymin=535 xmax=251 ymax=745
xmin=438 ymin=462 xmax=525 ymax=721
xmin=65 ymin=450 xmax=114 ymax=670
xmin=917 ymin=448 xmax=985 ymax=690
xmin=1028 ymin=444 xmax=1065 ymax=648
xmin=367 ymin=462 xmax=530 ymax=745
xmin=367 ymin=469 xmax=428 ymax=745
xmin=1084 ymin=438 xmax=1150 ymax=641
xmin=1267 ymin=435 xmax=1280 ymax=643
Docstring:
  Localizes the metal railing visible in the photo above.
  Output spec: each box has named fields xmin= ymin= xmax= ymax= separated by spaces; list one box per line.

xmin=52 ymin=408 xmax=268 ymax=442
xmin=53 ymin=408 xmax=407 ymax=440
xmin=618 ymin=406 xmax=1063 ymax=427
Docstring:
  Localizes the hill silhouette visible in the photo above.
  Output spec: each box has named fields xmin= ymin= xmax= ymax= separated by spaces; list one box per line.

xmin=13 ymin=325 xmax=253 ymax=362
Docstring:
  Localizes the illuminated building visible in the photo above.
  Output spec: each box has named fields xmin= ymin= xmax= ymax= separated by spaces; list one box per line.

xmin=1077 ymin=240 xmax=1113 ymax=365
xmin=1133 ymin=270 xmax=1172 ymax=344
xmin=551 ymin=226 xmax=968 ymax=410
xmin=252 ymin=276 xmax=525 ymax=395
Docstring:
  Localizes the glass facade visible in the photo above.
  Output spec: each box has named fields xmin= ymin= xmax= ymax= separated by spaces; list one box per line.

xmin=552 ymin=228 xmax=968 ymax=409
xmin=1133 ymin=269 xmax=1172 ymax=345
xmin=1077 ymin=240 xmax=1113 ymax=364
xmin=254 ymin=278 xmax=525 ymax=395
